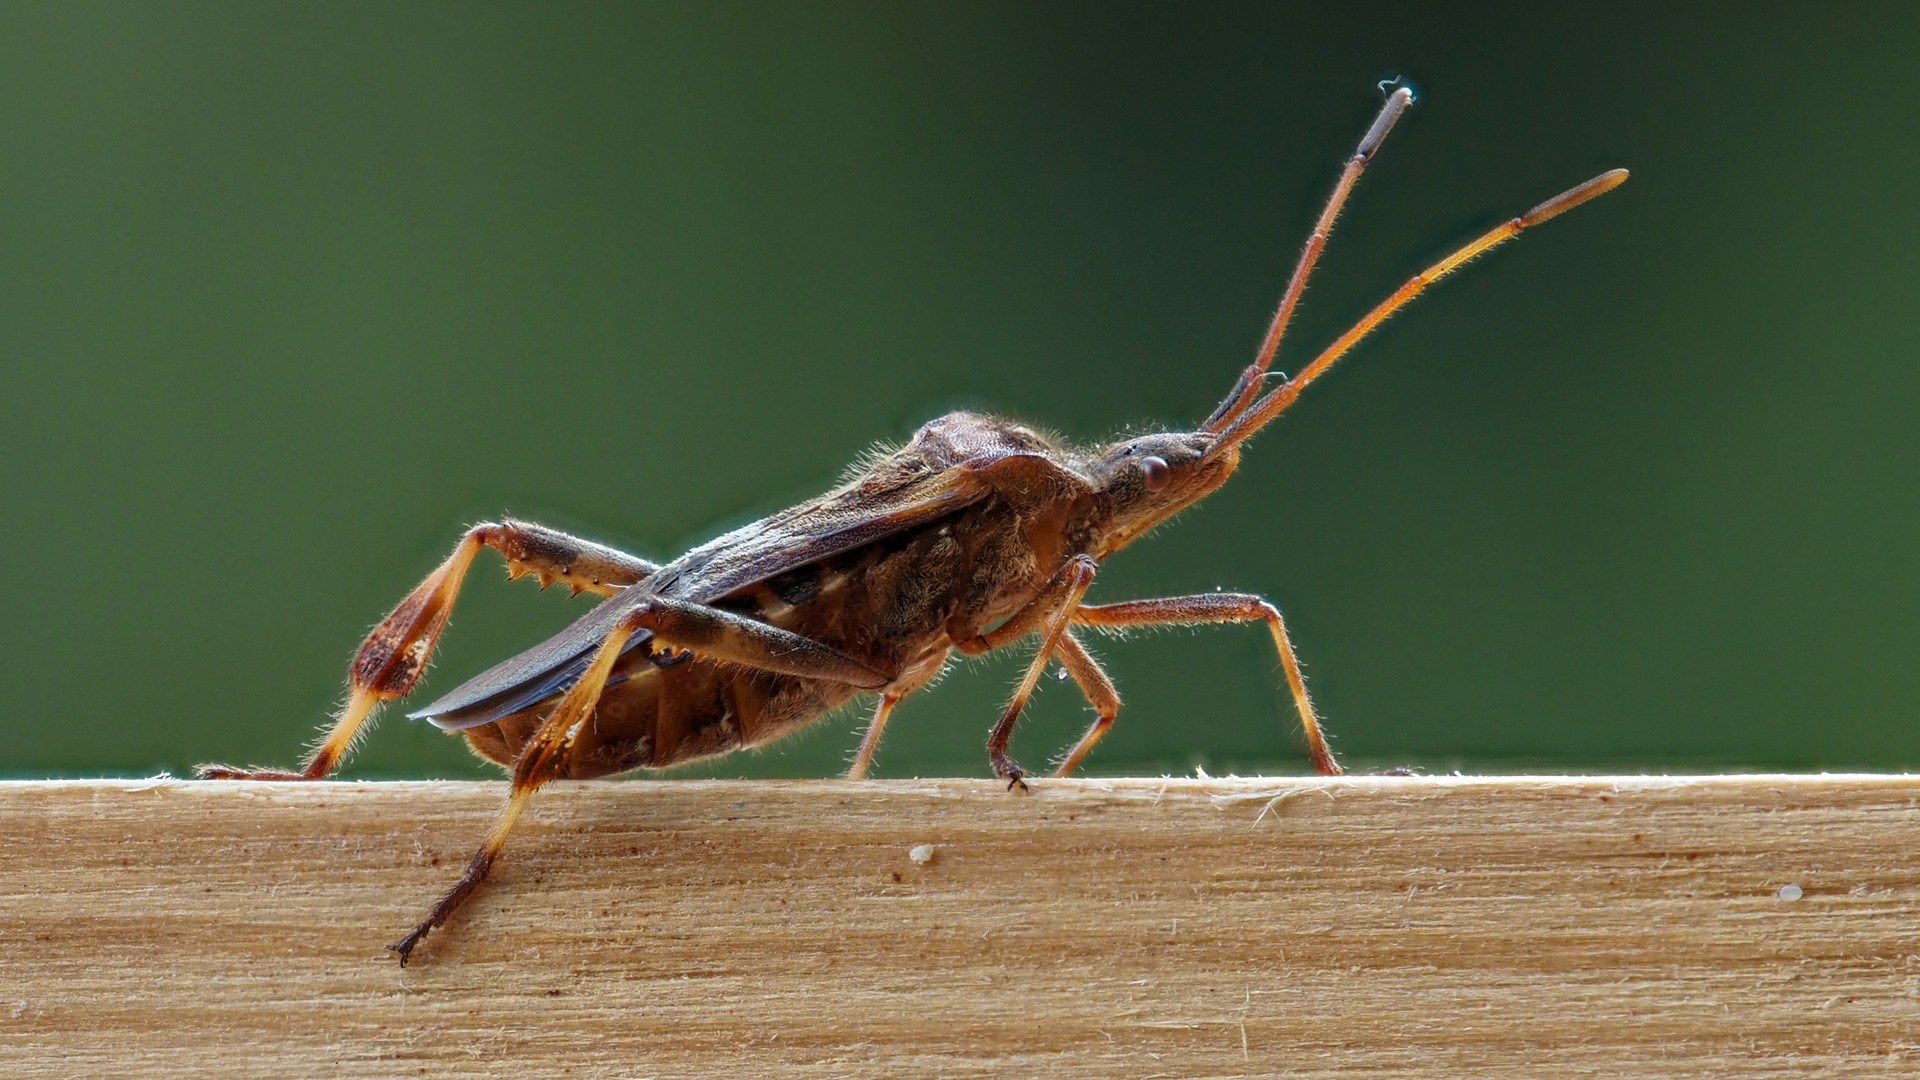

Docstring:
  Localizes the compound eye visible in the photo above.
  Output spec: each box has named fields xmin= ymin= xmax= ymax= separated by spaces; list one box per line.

xmin=1140 ymin=455 xmax=1171 ymax=493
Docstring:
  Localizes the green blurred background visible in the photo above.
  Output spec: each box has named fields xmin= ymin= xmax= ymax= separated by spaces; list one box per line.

xmin=4 ymin=3 xmax=1917 ymax=779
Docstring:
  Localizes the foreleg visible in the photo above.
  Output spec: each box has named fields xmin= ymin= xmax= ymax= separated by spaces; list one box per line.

xmin=846 ymin=692 xmax=903 ymax=781
xmin=1049 ymin=629 xmax=1121 ymax=778
xmin=199 ymin=519 xmax=659 ymax=781
xmin=1073 ymin=593 xmax=1341 ymax=776
xmin=961 ymin=555 xmax=1097 ymax=789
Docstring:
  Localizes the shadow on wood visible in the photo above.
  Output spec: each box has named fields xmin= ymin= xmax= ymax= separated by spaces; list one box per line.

xmin=3 ymin=776 xmax=1918 ymax=1077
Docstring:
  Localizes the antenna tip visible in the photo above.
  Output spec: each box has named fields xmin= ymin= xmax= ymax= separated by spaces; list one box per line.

xmin=1356 ymin=86 xmax=1415 ymax=161
xmin=1519 ymin=168 xmax=1631 ymax=227
xmin=1376 ymin=76 xmax=1415 ymax=106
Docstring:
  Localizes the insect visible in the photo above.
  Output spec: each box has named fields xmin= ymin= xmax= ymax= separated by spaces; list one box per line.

xmin=200 ymin=87 xmax=1626 ymax=965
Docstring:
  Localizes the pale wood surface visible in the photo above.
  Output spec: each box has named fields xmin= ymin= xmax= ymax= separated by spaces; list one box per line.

xmin=4 ymin=776 xmax=1920 ymax=1078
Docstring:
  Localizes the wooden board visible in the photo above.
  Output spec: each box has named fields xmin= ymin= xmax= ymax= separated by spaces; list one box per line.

xmin=3 ymin=775 xmax=1919 ymax=1077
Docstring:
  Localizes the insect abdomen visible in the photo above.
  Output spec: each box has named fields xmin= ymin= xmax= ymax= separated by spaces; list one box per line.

xmin=460 ymin=659 xmax=860 ymax=778
xmin=461 ymin=496 xmax=1045 ymax=777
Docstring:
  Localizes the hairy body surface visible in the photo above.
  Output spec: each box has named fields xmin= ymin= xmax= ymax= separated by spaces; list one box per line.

xmin=198 ymin=87 xmax=1628 ymax=964
xmin=444 ymin=415 xmax=1099 ymax=776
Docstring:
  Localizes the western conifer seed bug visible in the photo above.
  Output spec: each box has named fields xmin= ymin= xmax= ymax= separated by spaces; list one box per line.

xmin=200 ymin=86 xmax=1627 ymax=964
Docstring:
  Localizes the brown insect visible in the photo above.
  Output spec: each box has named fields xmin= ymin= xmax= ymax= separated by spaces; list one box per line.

xmin=200 ymin=87 xmax=1627 ymax=964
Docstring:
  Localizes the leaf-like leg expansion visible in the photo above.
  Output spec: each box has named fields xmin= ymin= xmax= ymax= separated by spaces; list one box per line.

xmin=974 ymin=555 xmax=1097 ymax=789
xmin=1074 ymin=593 xmax=1341 ymax=777
xmin=1049 ymin=629 xmax=1121 ymax=778
xmin=199 ymin=520 xmax=659 ymax=781
xmin=847 ymin=692 xmax=904 ymax=781
xmin=389 ymin=594 xmax=891 ymax=963
xmin=492 ymin=517 xmax=662 ymax=596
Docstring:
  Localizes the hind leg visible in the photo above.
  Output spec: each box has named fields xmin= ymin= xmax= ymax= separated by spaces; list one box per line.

xmin=199 ymin=520 xmax=659 ymax=781
xmin=390 ymin=593 xmax=891 ymax=964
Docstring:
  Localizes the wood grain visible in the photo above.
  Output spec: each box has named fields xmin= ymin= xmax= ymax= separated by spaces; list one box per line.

xmin=3 ymin=775 xmax=1919 ymax=1077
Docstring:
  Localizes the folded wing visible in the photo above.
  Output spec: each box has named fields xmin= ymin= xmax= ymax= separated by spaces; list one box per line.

xmin=409 ymin=463 xmax=999 ymax=730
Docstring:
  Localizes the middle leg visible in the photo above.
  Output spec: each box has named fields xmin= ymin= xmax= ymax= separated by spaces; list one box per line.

xmin=1073 ymin=593 xmax=1341 ymax=777
xmin=846 ymin=692 xmax=904 ymax=781
xmin=1049 ymin=629 xmax=1121 ymax=778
